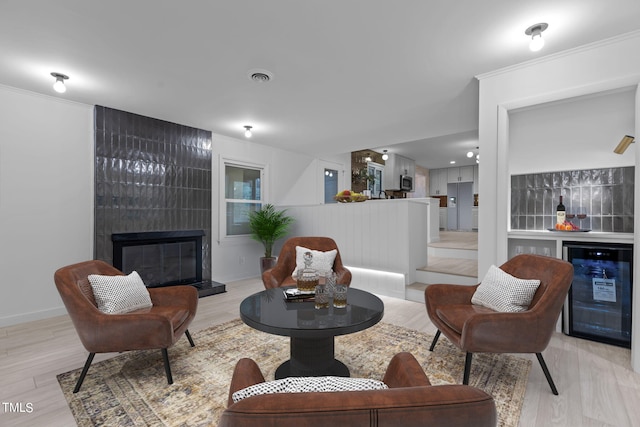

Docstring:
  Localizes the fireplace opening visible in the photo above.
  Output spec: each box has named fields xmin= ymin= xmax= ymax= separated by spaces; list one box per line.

xmin=112 ymin=230 xmax=225 ymax=297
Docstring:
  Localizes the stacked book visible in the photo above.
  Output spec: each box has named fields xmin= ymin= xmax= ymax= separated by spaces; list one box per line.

xmin=283 ymin=288 xmax=315 ymax=302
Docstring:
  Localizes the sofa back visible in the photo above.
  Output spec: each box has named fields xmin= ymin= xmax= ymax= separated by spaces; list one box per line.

xmin=218 ymin=384 xmax=497 ymax=427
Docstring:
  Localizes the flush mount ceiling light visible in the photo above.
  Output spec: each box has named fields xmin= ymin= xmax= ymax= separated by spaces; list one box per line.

xmin=247 ymin=68 xmax=274 ymax=83
xmin=382 ymin=150 xmax=389 ymax=161
xmin=525 ymin=23 xmax=548 ymax=52
xmin=467 ymin=146 xmax=479 ymax=161
xmin=244 ymin=125 xmax=253 ymax=138
xmin=614 ymin=135 xmax=635 ymax=154
xmin=51 ymin=72 xmax=69 ymax=93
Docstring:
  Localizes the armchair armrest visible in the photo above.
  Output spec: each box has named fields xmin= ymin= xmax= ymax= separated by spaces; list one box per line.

xmin=227 ymin=358 xmax=267 ymax=407
xmin=461 ymin=309 xmax=551 ymax=353
xmin=148 ymin=285 xmax=198 ymax=310
xmin=382 ymin=352 xmax=431 ymax=388
xmin=425 ymin=283 xmax=478 ymax=306
xmin=335 ymin=266 xmax=352 ymax=287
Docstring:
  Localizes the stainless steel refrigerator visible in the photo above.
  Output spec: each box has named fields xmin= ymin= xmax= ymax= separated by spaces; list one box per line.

xmin=446 ymin=182 xmax=473 ymax=231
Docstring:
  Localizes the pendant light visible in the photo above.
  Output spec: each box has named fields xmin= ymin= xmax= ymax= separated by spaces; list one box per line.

xmin=244 ymin=125 xmax=252 ymax=138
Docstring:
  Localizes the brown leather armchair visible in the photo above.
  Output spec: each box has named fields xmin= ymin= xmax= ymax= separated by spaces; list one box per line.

xmin=261 ymin=236 xmax=352 ymax=289
xmin=219 ymin=352 xmax=497 ymax=427
xmin=54 ymin=260 xmax=198 ymax=393
xmin=425 ymin=254 xmax=574 ymax=395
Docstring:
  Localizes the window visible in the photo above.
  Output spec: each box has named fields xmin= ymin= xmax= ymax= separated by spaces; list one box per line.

xmin=224 ymin=162 xmax=264 ymax=236
xmin=367 ymin=162 xmax=384 ymax=198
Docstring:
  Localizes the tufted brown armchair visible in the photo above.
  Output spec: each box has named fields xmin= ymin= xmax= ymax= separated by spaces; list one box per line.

xmin=219 ymin=352 xmax=497 ymax=427
xmin=261 ymin=236 xmax=352 ymax=289
xmin=54 ymin=260 xmax=198 ymax=393
xmin=425 ymin=254 xmax=574 ymax=395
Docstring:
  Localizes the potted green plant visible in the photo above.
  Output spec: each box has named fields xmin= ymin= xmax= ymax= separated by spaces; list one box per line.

xmin=248 ymin=203 xmax=295 ymax=272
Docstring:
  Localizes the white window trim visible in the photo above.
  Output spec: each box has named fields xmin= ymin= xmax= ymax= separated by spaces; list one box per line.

xmin=219 ymin=157 xmax=269 ymax=243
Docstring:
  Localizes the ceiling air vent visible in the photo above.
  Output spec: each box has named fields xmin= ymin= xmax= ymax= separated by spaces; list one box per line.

xmin=248 ymin=68 xmax=273 ymax=83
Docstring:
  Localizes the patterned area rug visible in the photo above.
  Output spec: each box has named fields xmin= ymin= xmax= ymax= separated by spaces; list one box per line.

xmin=57 ymin=319 xmax=530 ymax=427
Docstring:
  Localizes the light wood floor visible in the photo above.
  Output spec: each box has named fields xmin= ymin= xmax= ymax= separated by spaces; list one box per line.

xmin=2 ymin=278 xmax=640 ymax=426
xmin=421 ymin=231 xmax=479 ymax=277
xmin=430 ymin=230 xmax=479 ymax=250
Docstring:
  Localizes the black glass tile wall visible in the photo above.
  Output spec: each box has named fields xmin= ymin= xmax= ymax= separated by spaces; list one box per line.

xmin=511 ymin=167 xmax=634 ymax=233
xmin=94 ymin=106 xmax=212 ymax=279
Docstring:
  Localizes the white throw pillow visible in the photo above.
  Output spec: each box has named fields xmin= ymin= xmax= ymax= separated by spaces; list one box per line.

xmin=232 ymin=376 xmax=388 ymax=402
xmin=471 ymin=265 xmax=541 ymax=313
xmin=291 ymin=246 xmax=338 ymax=278
xmin=88 ymin=271 xmax=153 ymax=314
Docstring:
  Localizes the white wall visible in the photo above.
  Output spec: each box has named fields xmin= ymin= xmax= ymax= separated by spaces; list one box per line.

xmin=0 ymin=85 xmax=94 ymax=326
xmin=208 ymin=135 xmax=349 ymax=283
xmin=477 ymin=30 xmax=640 ymax=371
xmin=509 ymin=89 xmax=635 ymax=174
xmin=0 ymin=86 xmax=347 ymax=325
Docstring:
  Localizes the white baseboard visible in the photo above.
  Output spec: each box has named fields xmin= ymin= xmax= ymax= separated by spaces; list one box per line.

xmin=0 ymin=306 xmax=67 ymax=327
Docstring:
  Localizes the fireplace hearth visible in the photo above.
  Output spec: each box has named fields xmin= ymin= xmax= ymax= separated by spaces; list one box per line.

xmin=112 ymin=230 xmax=225 ymax=298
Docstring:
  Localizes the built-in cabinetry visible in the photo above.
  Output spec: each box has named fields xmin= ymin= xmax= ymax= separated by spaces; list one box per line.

xmin=472 ymin=207 xmax=478 ymax=230
xmin=507 ymin=230 xmax=633 ymax=260
xmin=447 ymin=166 xmax=474 ymax=183
xmin=473 ymin=166 xmax=479 ymax=194
xmin=429 ymin=169 xmax=448 ymax=195
xmin=383 ymin=153 xmax=415 ymax=191
xmin=439 ymin=207 xmax=447 ymax=230
xmin=430 ymin=165 xmax=478 ymax=196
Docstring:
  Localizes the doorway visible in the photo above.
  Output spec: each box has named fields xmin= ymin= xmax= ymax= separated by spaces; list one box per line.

xmin=324 ymin=169 xmax=338 ymax=203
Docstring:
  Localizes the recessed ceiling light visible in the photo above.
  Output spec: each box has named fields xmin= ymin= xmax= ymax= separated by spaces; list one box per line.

xmin=450 ymin=160 xmax=456 ymax=164
xmin=247 ymin=68 xmax=274 ymax=83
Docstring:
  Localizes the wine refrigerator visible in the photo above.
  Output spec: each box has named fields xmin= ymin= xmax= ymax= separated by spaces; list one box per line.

xmin=562 ymin=241 xmax=633 ymax=348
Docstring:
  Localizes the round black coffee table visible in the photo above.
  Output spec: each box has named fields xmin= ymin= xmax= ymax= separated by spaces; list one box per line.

xmin=240 ymin=286 xmax=384 ymax=379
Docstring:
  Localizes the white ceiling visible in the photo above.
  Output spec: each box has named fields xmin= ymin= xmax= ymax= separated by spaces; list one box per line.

xmin=1 ymin=1 xmax=639 ymax=169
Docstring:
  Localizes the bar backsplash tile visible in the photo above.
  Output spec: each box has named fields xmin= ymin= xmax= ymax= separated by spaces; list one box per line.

xmin=511 ymin=167 xmax=634 ymax=233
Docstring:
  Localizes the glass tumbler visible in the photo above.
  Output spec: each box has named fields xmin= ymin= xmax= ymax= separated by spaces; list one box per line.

xmin=314 ymin=284 xmax=329 ymax=309
xmin=333 ymin=284 xmax=347 ymax=308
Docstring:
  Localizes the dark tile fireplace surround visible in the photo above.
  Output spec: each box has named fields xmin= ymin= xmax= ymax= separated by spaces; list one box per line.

xmin=95 ymin=106 xmax=224 ymax=297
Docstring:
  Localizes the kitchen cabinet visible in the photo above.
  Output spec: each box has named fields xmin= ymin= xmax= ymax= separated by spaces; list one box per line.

xmin=447 ymin=166 xmax=474 ymax=183
xmin=429 ymin=169 xmax=448 ymax=195
xmin=383 ymin=153 xmax=415 ymax=190
xmin=472 ymin=207 xmax=478 ymax=229
xmin=473 ymin=165 xmax=479 ymax=194
xmin=439 ymin=207 xmax=447 ymax=230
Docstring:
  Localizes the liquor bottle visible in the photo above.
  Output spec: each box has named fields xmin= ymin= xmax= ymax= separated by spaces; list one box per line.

xmin=556 ymin=196 xmax=566 ymax=225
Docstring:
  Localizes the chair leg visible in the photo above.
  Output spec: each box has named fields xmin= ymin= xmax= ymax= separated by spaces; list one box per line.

xmin=463 ymin=352 xmax=473 ymax=385
xmin=185 ymin=329 xmax=195 ymax=347
xmin=162 ymin=348 xmax=173 ymax=385
xmin=73 ymin=352 xmax=96 ymax=393
xmin=536 ymin=352 xmax=559 ymax=395
xmin=429 ymin=329 xmax=441 ymax=351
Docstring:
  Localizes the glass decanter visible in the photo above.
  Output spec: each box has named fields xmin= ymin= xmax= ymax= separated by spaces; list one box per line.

xmin=296 ymin=251 xmax=319 ymax=293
